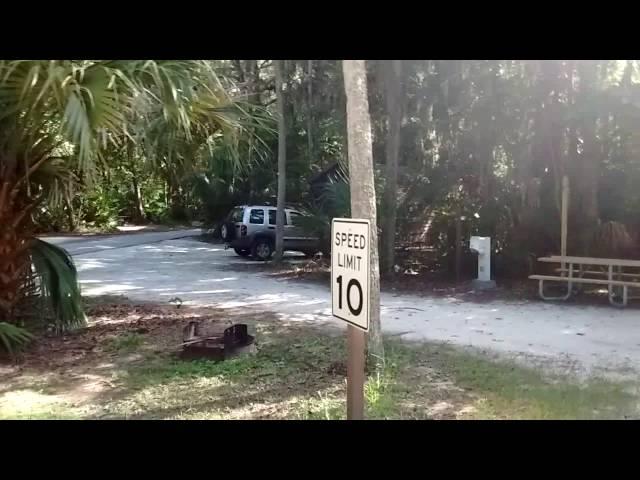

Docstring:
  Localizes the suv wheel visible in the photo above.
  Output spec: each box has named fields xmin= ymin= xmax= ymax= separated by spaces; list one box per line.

xmin=234 ymin=248 xmax=250 ymax=257
xmin=220 ymin=224 xmax=229 ymax=241
xmin=252 ymin=238 xmax=273 ymax=261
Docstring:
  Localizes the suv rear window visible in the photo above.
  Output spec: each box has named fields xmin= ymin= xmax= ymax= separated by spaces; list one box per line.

xmin=289 ymin=211 xmax=304 ymax=226
xmin=268 ymin=209 xmax=287 ymax=225
xmin=250 ymin=209 xmax=265 ymax=224
xmin=230 ymin=207 xmax=244 ymax=223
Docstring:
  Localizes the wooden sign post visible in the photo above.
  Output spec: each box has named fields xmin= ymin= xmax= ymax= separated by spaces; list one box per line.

xmin=331 ymin=218 xmax=370 ymax=420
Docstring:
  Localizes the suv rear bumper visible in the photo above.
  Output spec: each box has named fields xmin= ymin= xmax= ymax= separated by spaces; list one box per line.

xmin=226 ymin=233 xmax=321 ymax=253
xmin=227 ymin=238 xmax=252 ymax=250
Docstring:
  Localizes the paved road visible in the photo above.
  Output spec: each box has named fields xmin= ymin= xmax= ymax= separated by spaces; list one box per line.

xmin=43 ymin=229 xmax=201 ymax=255
xmin=47 ymin=232 xmax=640 ymax=378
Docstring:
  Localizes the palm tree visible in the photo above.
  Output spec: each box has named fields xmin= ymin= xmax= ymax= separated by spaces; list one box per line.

xmin=0 ymin=60 xmax=267 ymax=348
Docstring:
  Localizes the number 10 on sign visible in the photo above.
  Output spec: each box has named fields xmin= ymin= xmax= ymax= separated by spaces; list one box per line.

xmin=331 ymin=218 xmax=370 ymax=331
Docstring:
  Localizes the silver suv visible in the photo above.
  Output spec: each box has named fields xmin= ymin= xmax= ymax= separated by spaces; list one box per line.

xmin=221 ymin=205 xmax=320 ymax=260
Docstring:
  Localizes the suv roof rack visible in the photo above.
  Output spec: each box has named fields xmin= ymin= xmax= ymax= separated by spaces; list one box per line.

xmin=242 ymin=204 xmax=302 ymax=210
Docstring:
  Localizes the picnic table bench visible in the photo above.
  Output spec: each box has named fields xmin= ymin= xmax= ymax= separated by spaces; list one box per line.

xmin=529 ymin=255 xmax=640 ymax=307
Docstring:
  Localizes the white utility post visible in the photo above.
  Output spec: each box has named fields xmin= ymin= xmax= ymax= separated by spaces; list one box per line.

xmin=470 ymin=236 xmax=496 ymax=289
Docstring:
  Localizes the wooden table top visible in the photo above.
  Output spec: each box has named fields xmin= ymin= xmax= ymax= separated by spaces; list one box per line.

xmin=538 ymin=256 xmax=640 ymax=268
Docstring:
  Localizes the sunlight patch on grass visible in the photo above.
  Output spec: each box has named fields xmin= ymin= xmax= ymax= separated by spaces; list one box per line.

xmin=0 ymin=389 xmax=83 ymax=420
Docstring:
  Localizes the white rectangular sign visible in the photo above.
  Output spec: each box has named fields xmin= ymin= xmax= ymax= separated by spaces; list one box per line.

xmin=331 ymin=218 xmax=370 ymax=331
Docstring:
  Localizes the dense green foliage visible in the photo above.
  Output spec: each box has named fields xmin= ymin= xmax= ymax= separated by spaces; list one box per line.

xmin=218 ymin=60 xmax=640 ymax=277
xmin=26 ymin=60 xmax=640 ymax=275
xmin=240 ymin=61 xmax=640 ymax=278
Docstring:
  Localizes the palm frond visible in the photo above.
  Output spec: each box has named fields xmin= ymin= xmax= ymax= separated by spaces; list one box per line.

xmin=0 ymin=322 xmax=33 ymax=355
xmin=0 ymin=60 xmax=273 ymax=183
xmin=29 ymin=239 xmax=85 ymax=332
xmin=31 ymin=156 xmax=77 ymax=207
xmin=319 ymin=178 xmax=351 ymax=218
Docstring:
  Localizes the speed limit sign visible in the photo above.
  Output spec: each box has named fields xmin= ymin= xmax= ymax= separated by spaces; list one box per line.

xmin=331 ymin=218 xmax=370 ymax=331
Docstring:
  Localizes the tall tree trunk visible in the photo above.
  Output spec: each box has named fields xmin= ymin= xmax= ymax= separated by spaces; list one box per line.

xmin=455 ymin=205 xmax=462 ymax=282
xmin=232 ymin=60 xmax=245 ymax=85
xmin=132 ymin=175 xmax=145 ymax=222
xmin=245 ymin=59 xmax=260 ymax=105
xmin=163 ymin=181 xmax=168 ymax=209
xmin=167 ymin=178 xmax=183 ymax=220
xmin=274 ymin=59 xmax=287 ymax=262
xmin=307 ymin=60 xmax=314 ymax=166
xmin=342 ymin=59 xmax=384 ymax=367
xmin=579 ymin=117 xmax=600 ymax=253
xmin=565 ymin=61 xmax=578 ymax=254
xmin=575 ymin=61 xmax=601 ymax=254
xmin=382 ymin=60 xmax=403 ymax=275
xmin=128 ymin=149 xmax=145 ymax=223
xmin=64 ymin=194 xmax=76 ymax=231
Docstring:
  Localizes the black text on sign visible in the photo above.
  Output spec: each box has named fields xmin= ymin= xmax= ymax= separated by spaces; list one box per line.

xmin=331 ymin=218 xmax=370 ymax=331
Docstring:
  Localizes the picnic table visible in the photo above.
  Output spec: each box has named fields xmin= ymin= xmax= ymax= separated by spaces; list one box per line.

xmin=529 ymin=255 xmax=640 ymax=307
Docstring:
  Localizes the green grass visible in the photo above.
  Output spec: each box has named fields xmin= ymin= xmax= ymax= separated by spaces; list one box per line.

xmin=403 ymin=342 xmax=640 ymax=420
xmin=106 ymin=333 xmax=144 ymax=352
xmin=100 ymin=331 xmax=350 ymax=419
xmin=2 ymin=324 xmax=639 ymax=420
xmin=292 ymin=340 xmax=640 ymax=420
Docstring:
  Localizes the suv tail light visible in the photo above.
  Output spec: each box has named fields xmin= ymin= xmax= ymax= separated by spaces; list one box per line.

xmin=241 ymin=225 xmax=247 ymax=237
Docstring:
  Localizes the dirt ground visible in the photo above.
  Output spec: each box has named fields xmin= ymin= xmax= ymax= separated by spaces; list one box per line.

xmin=0 ymin=299 xmax=474 ymax=419
xmin=2 ymin=297 xmax=639 ymax=420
